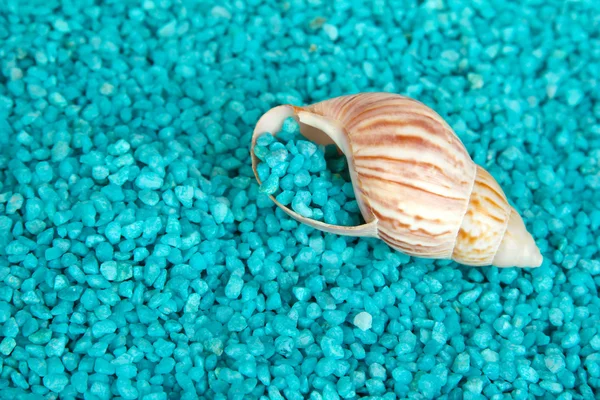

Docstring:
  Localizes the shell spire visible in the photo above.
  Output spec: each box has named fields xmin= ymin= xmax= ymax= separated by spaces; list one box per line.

xmin=251 ymin=93 xmax=543 ymax=268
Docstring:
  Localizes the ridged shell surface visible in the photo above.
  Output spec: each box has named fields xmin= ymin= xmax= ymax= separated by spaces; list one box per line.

xmin=306 ymin=93 xmax=478 ymax=258
xmin=452 ymin=166 xmax=512 ymax=265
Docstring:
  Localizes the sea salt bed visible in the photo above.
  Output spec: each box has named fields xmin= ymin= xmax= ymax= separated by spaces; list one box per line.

xmin=0 ymin=0 xmax=599 ymax=399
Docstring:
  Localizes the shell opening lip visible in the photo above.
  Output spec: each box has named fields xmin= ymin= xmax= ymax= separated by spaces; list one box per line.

xmin=251 ymin=105 xmax=297 ymax=184
xmin=250 ymin=105 xmax=378 ymax=238
xmin=251 ymin=105 xmax=338 ymax=183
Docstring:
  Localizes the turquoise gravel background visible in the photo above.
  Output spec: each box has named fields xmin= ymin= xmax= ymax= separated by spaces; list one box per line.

xmin=0 ymin=0 xmax=599 ymax=399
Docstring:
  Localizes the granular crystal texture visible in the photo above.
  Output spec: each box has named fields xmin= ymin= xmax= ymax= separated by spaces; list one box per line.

xmin=0 ymin=0 xmax=598 ymax=399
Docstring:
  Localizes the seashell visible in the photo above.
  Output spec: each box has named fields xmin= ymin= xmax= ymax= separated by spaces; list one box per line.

xmin=250 ymin=92 xmax=543 ymax=268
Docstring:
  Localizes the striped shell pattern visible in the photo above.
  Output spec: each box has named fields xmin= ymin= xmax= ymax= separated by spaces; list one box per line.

xmin=251 ymin=93 xmax=543 ymax=268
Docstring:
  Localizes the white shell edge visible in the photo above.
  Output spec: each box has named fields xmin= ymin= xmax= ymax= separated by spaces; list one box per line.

xmin=251 ymin=105 xmax=379 ymax=238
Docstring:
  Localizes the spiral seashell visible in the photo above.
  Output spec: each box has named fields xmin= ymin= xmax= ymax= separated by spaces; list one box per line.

xmin=251 ymin=93 xmax=543 ymax=268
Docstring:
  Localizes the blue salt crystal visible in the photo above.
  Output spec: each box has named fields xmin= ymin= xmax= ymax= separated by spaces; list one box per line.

xmin=561 ymin=332 xmax=580 ymax=349
xmin=95 ymin=358 xmax=116 ymax=375
xmin=294 ymin=170 xmax=312 ymax=187
xmin=259 ymin=175 xmax=279 ymax=195
xmin=321 ymin=250 xmax=341 ymax=269
xmin=297 ymin=141 xmax=317 ymax=158
xmin=6 ymin=194 xmax=24 ymax=214
xmin=311 ymin=188 xmax=328 ymax=207
xmin=53 ymin=210 xmax=73 ymax=226
xmin=292 ymin=191 xmax=313 ymax=218
xmin=116 ymin=378 xmax=138 ymax=399
xmin=270 ymin=161 xmax=289 ymax=177
xmin=282 ymin=117 xmax=300 ymax=134
xmin=0 ymin=337 xmax=16 ymax=355
xmin=256 ymin=162 xmax=271 ymax=182
xmin=5 ymin=240 xmax=29 ymax=255
xmin=225 ymin=275 xmax=244 ymax=299
xmin=452 ymin=352 xmax=470 ymax=374
xmin=92 ymin=320 xmax=117 ymax=337
xmin=174 ymin=186 xmax=194 ymax=208
xmin=256 ymin=134 xmax=275 ymax=147
xmin=136 ymin=171 xmax=164 ymax=190
xmin=100 ymin=261 xmax=118 ymax=281
xmin=323 ymin=310 xmax=347 ymax=325
xmin=266 ymin=148 xmax=289 ymax=168
xmin=459 ymin=288 xmax=482 ymax=306
xmin=473 ymin=329 xmax=492 ymax=349
xmin=0 ymin=2 xmax=596 ymax=398
xmin=210 ymin=203 xmax=229 ymax=224
xmin=267 ymin=237 xmax=286 ymax=253
xmin=309 ymin=151 xmax=328 ymax=173
xmin=517 ymin=364 xmax=539 ymax=383
xmin=43 ymin=374 xmax=69 ymax=393
xmin=288 ymin=155 xmax=305 ymax=174
xmin=278 ymin=174 xmax=295 ymax=191
xmin=139 ymin=190 xmax=160 ymax=206
xmin=228 ymin=313 xmax=248 ymax=332
xmin=90 ymin=381 xmax=111 ymax=398
xmin=320 ymin=336 xmax=344 ymax=359
xmin=539 ymin=381 xmax=563 ymax=394
xmin=353 ymin=312 xmax=372 ymax=331
xmin=154 ymin=339 xmax=176 ymax=358
xmin=122 ymin=222 xmax=143 ymax=239
xmin=369 ymin=363 xmax=387 ymax=380
xmin=266 ymin=293 xmax=283 ymax=310
xmin=315 ymin=358 xmax=337 ymax=377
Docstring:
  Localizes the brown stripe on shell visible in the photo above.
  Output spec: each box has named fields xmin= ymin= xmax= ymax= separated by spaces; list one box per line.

xmin=355 ymin=165 xmax=467 ymax=201
xmin=307 ymin=92 xmax=372 ymax=121
xmin=476 ymin=184 xmax=507 ymax=211
xmin=366 ymin=190 xmax=452 ymax=228
xmin=343 ymin=96 xmax=448 ymax=126
xmin=350 ymin=114 xmax=470 ymax=159
xmin=361 ymin=174 xmax=470 ymax=258
xmin=319 ymin=94 xmax=479 ymax=259
xmin=335 ymin=94 xmax=361 ymax=118
xmin=370 ymin=207 xmax=453 ymax=239
xmin=379 ymin=230 xmax=451 ymax=258
xmin=351 ymin=113 xmax=447 ymax=138
xmin=451 ymin=166 xmax=511 ymax=265
xmin=354 ymin=155 xmax=462 ymax=187
xmin=322 ymin=95 xmax=358 ymax=118
xmin=356 ymin=171 xmax=467 ymax=202
xmin=355 ymin=157 xmax=455 ymax=190
xmin=352 ymin=134 xmax=469 ymax=171
xmin=470 ymin=199 xmax=506 ymax=224
xmin=344 ymin=102 xmax=441 ymax=132
xmin=303 ymin=93 xmax=481 ymax=260
xmin=353 ymin=133 xmax=448 ymax=156
xmin=328 ymin=95 xmax=413 ymax=126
